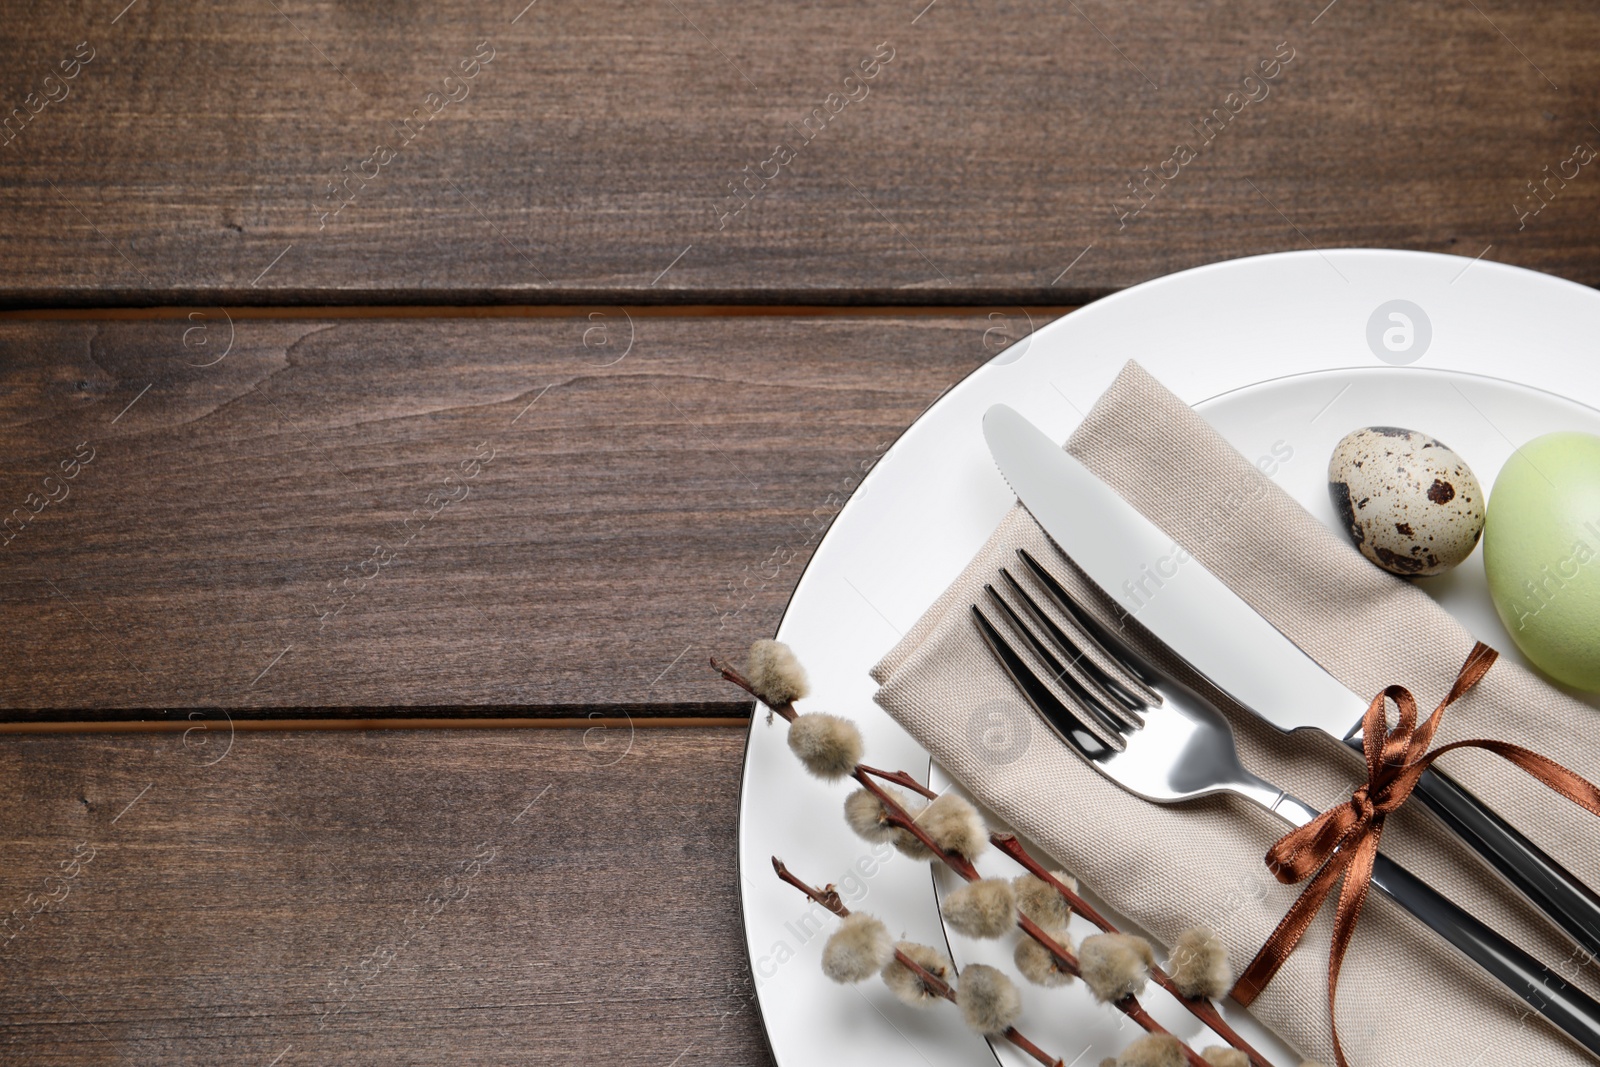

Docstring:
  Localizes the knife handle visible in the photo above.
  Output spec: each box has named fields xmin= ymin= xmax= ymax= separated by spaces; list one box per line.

xmin=1366 ymin=848 xmax=1600 ymax=1058
xmin=1344 ymin=735 xmax=1600 ymax=961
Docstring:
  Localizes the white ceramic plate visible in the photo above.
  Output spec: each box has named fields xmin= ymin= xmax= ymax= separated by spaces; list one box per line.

xmin=738 ymin=249 xmax=1600 ymax=1067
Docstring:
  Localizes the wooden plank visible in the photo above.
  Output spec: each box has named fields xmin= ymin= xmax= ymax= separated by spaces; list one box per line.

xmin=1 ymin=0 xmax=1598 ymax=306
xmin=0 ymin=726 xmax=774 ymax=1066
xmin=0 ymin=311 xmax=1032 ymax=717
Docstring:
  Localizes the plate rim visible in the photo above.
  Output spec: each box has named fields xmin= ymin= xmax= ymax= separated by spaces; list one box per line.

xmin=734 ymin=247 xmax=1600 ymax=1067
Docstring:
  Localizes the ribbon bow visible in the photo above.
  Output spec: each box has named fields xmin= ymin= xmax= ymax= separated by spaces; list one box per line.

xmin=1231 ymin=642 xmax=1600 ymax=1067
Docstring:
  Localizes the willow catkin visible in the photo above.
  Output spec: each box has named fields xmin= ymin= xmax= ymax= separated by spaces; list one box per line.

xmin=787 ymin=713 xmax=863 ymax=781
xmin=1079 ymin=932 xmax=1154 ymax=1003
xmin=915 ymin=791 xmax=989 ymax=860
xmin=881 ymin=942 xmax=953 ymax=1008
xmin=1012 ymin=870 xmax=1075 ymax=929
xmin=1115 ymin=1033 xmax=1184 ymax=1067
xmin=955 ymin=964 xmax=1021 ymax=1035
xmin=745 ymin=639 xmax=808 ymax=705
xmin=1168 ymin=926 xmax=1232 ymax=1000
xmin=1014 ymin=929 xmax=1074 ymax=987
xmin=940 ymin=879 xmax=1016 ymax=939
xmin=820 ymin=913 xmax=893 ymax=984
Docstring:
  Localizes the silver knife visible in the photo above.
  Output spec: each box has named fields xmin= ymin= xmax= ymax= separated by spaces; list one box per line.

xmin=982 ymin=401 xmax=1600 ymax=959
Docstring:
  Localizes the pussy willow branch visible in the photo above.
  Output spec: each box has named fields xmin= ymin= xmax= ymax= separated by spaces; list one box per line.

xmin=850 ymin=767 xmax=981 ymax=879
xmin=723 ymin=664 xmax=1235 ymax=1067
xmin=771 ymin=858 xmax=1065 ymax=1067
xmin=856 ymin=768 xmax=1207 ymax=1067
xmin=859 ymin=765 xmax=1271 ymax=1067
xmin=992 ymin=834 xmax=1272 ymax=1067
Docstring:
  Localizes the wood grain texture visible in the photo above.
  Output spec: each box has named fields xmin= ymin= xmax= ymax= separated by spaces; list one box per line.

xmin=0 ymin=725 xmax=774 ymax=1066
xmin=1 ymin=0 xmax=1598 ymax=306
xmin=0 ymin=311 xmax=1032 ymax=718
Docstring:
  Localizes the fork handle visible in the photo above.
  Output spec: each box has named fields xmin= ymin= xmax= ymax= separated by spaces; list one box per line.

xmin=1365 ymin=847 xmax=1600 ymax=1058
xmin=1344 ymin=736 xmax=1600 ymax=961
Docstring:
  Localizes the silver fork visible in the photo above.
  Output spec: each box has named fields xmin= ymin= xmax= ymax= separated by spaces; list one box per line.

xmin=972 ymin=547 xmax=1600 ymax=1058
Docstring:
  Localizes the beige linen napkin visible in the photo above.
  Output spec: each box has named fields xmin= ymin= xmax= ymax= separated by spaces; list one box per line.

xmin=873 ymin=361 xmax=1600 ymax=1066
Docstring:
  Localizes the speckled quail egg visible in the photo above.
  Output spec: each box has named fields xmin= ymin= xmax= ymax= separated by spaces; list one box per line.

xmin=1327 ymin=426 xmax=1485 ymax=576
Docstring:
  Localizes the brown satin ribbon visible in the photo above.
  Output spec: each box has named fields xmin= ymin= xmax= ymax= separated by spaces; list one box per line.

xmin=1230 ymin=641 xmax=1600 ymax=1067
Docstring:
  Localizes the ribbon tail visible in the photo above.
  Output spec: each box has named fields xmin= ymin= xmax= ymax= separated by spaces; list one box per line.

xmin=1235 ymin=644 xmax=1506 ymax=1059
xmin=1423 ymin=738 xmax=1600 ymax=821
xmin=1325 ymin=831 xmax=1382 ymax=1067
xmin=1231 ymin=846 xmax=1355 ymax=1006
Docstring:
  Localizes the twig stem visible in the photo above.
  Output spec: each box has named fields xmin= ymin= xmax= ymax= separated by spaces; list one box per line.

xmin=857 ymin=764 xmax=1271 ymax=1067
xmin=710 ymin=656 xmax=797 ymax=721
xmin=850 ymin=769 xmax=1198 ymax=1060
xmin=851 ymin=767 xmax=980 ymax=880
xmin=994 ymin=835 xmax=1273 ymax=1067
xmin=771 ymin=857 xmax=1064 ymax=1067
xmin=1118 ymin=996 xmax=1210 ymax=1067
xmin=730 ymin=665 xmax=1251 ymax=1067
xmin=772 ymin=857 xmax=845 ymax=916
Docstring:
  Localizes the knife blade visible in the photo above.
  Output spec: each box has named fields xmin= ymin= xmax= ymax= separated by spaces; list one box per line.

xmin=982 ymin=401 xmax=1600 ymax=959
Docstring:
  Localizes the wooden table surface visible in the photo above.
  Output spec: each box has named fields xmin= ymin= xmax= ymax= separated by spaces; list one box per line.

xmin=2 ymin=0 xmax=1598 ymax=1062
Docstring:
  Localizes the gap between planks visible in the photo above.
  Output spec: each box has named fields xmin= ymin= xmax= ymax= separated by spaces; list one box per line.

xmin=0 ymin=716 xmax=752 ymax=735
xmin=0 ymin=303 xmax=1077 ymax=321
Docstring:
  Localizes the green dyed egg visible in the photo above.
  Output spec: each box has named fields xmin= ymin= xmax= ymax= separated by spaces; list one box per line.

xmin=1484 ymin=431 xmax=1600 ymax=691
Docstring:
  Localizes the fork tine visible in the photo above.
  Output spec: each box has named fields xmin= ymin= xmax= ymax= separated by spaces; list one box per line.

xmin=981 ymin=584 xmax=1128 ymax=741
xmin=1016 ymin=547 xmax=1165 ymax=692
xmin=970 ymin=604 xmax=1116 ymax=761
xmin=996 ymin=567 xmax=1148 ymax=725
